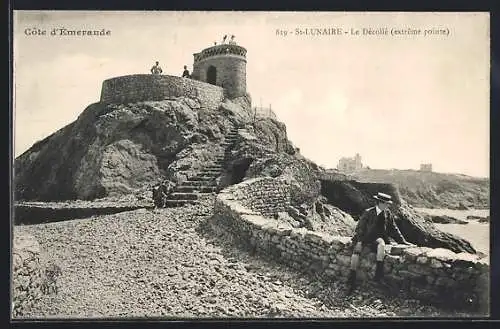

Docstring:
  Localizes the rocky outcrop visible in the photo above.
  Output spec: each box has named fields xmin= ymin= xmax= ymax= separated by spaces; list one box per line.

xmin=478 ymin=217 xmax=490 ymax=223
xmin=15 ymin=97 xmax=250 ymax=201
xmin=395 ymin=205 xmax=476 ymax=254
xmin=245 ymin=153 xmax=321 ymax=207
xmin=309 ymin=199 xmax=356 ymax=236
xmin=320 ymin=180 xmax=403 ymax=219
xmin=427 ymin=215 xmax=468 ymax=225
xmin=352 ymin=169 xmax=489 ymax=209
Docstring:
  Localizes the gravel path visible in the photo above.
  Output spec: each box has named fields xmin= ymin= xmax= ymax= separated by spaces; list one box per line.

xmin=14 ymin=197 xmax=473 ymax=318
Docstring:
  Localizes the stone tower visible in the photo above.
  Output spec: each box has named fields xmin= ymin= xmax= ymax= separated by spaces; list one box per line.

xmin=191 ymin=43 xmax=247 ymax=98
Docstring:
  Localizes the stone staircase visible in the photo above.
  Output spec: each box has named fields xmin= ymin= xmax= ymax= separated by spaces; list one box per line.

xmin=164 ymin=124 xmax=240 ymax=207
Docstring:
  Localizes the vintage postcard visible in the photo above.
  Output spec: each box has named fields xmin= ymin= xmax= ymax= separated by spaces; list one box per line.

xmin=12 ymin=11 xmax=490 ymax=319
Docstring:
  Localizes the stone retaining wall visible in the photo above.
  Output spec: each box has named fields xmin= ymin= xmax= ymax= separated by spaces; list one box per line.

xmin=213 ymin=177 xmax=490 ymax=312
xmin=12 ymin=232 xmax=44 ymax=317
xmin=222 ymin=177 xmax=291 ymax=218
xmin=100 ymin=74 xmax=224 ymax=110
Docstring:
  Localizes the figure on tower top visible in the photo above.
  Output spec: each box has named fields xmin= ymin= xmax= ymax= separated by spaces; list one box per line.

xmin=228 ymin=35 xmax=237 ymax=45
xmin=222 ymin=35 xmax=227 ymax=44
xmin=150 ymin=61 xmax=163 ymax=75
xmin=182 ymin=65 xmax=191 ymax=78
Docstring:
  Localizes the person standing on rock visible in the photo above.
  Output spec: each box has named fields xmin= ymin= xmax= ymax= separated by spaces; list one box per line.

xmin=346 ymin=192 xmax=414 ymax=294
xmin=182 ymin=65 xmax=191 ymax=78
xmin=152 ymin=183 xmax=168 ymax=208
xmin=150 ymin=61 xmax=163 ymax=75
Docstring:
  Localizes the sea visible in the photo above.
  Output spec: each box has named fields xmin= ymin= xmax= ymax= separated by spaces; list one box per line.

xmin=415 ymin=208 xmax=490 ymax=258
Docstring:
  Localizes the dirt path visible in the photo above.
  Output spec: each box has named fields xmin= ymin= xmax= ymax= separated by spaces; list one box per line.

xmin=14 ymin=197 xmax=468 ymax=318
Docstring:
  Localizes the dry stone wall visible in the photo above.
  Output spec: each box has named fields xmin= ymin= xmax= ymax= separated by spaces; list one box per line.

xmin=221 ymin=177 xmax=291 ymax=217
xmin=213 ymin=177 xmax=490 ymax=312
xmin=12 ymin=232 xmax=44 ymax=317
xmin=100 ymin=74 xmax=224 ymax=110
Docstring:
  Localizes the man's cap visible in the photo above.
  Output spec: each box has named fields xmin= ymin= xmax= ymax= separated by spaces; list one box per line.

xmin=373 ymin=192 xmax=393 ymax=204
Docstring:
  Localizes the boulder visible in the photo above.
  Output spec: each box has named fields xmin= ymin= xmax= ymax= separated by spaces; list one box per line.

xmin=429 ymin=215 xmax=468 ymax=225
xmin=467 ymin=215 xmax=489 ymax=221
xmin=478 ymin=216 xmax=490 ymax=223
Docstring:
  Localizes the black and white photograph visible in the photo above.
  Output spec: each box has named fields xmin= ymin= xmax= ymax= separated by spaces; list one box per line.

xmin=12 ymin=11 xmax=490 ymax=319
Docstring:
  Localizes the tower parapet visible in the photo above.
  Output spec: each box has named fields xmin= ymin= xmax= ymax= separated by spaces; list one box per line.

xmin=191 ymin=44 xmax=247 ymax=98
xmin=193 ymin=44 xmax=247 ymax=62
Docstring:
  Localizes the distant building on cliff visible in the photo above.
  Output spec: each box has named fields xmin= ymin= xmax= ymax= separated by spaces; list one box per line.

xmin=337 ymin=153 xmax=363 ymax=172
xmin=420 ymin=163 xmax=433 ymax=172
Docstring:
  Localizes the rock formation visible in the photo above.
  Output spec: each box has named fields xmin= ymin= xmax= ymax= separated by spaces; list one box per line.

xmin=352 ymin=169 xmax=489 ymax=210
xmin=427 ymin=215 xmax=468 ymax=225
xmin=15 ymin=91 xmax=478 ymax=253
xmin=15 ymin=97 xmax=239 ymax=201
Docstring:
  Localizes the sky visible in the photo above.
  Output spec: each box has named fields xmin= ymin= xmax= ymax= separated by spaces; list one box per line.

xmin=13 ymin=11 xmax=490 ymax=177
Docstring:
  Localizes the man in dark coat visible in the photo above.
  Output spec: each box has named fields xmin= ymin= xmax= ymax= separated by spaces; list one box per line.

xmin=152 ymin=183 xmax=167 ymax=208
xmin=346 ymin=192 xmax=414 ymax=294
xmin=152 ymin=181 xmax=174 ymax=208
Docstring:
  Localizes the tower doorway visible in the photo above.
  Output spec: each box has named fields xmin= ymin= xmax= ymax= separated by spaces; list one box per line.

xmin=207 ymin=66 xmax=217 ymax=85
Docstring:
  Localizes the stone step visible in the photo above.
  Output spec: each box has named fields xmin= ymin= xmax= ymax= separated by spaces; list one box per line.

xmin=203 ymin=169 xmax=223 ymax=174
xmin=199 ymin=172 xmax=221 ymax=177
xmin=181 ymin=180 xmax=218 ymax=187
xmin=165 ymin=199 xmax=198 ymax=207
xmin=195 ymin=175 xmax=219 ymax=180
xmin=188 ymin=176 xmax=216 ymax=182
xmin=204 ymin=166 xmax=223 ymax=170
xmin=175 ymin=185 xmax=218 ymax=193
xmin=202 ymin=168 xmax=222 ymax=172
xmin=168 ymin=192 xmax=199 ymax=200
xmin=200 ymin=171 xmax=221 ymax=176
